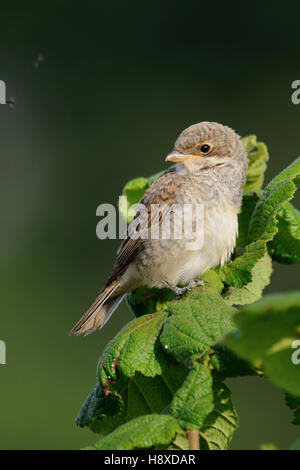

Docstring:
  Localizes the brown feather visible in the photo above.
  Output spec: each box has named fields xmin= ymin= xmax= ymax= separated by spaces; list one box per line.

xmin=70 ymin=279 xmax=120 ymax=335
xmin=106 ymin=166 xmax=184 ymax=285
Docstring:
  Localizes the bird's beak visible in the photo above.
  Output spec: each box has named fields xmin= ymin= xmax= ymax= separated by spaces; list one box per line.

xmin=165 ymin=151 xmax=202 ymax=163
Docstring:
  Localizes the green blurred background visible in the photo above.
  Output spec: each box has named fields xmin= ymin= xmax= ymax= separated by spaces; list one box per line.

xmin=1 ymin=0 xmax=300 ymax=449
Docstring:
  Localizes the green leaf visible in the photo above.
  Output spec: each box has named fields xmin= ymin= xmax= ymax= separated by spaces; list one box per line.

xmin=210 ymin=344 xmax=256 ymax=379
xmin=242 ymin=135 xmax=269 ymax=192
xmin=160 ymin=287 xmax=235 ymax=365
xmin=227 ymin=291 xmax=300 ymax=396
xmin=219 ymin=157 xmax=300 ymax=292
xmin=248 ymin=157 xmax=300 ymax=244
xmin=90 ymin=370 xmax=186 ymax=436
xmin=166 ymin=434 xmax=189 ymax=450
xmin=79 ymin=283 xmax=239 ymax=440
xmin=99 ymin=311 xmax=169 ymax=388
xmin=263 ymin=346 xmax=300 ymax=401
xmin=217 ymin=239 xmax=266 ymax=287
xmin=78 ymin=310 xmax=186 ymax=437
xmin=222 ymin=252 xmax=273 ymax=306
xmin=78 ymin=357 xmax=188 ymax=437
xmin=286 ymin=392 xmax=300 ymax=410
xmin=76 ymin=383 xmax=121 ymax=430
xmin=170 ymin=363 xmax=214 ymax=429
xmin=236 ymin=192 xmax=261 ymax=248
xmin=88 ymin=414 xmax=182 ymax=450
xmin=199 ymin=382 xmax=239 ymax=450
xmin=285 ymin=393 xmax=300 ymax=425
xmin=201 ymin=269 xmax=224 ymax=294
xmin=268 ymin=202 xmax=300 ymax=264
xmin=242 ymin=135 xmax=259 ymax=153
xmin=126 ymin=286 xmax=175 ymax=318
xmin=167 ymin=381 xmax=239 ymax=450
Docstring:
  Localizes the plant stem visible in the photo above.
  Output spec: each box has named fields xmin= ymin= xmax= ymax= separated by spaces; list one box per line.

xmin=186 ymin=429 xmax=200 ymax=450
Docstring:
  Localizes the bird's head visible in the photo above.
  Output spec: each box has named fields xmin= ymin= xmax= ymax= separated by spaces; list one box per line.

xmin=166 ymin=122 xmax=247 ymax=172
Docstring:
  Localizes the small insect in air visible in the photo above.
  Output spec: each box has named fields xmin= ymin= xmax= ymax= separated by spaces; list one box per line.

xmin=34 ymin=54 xmax=44 ymax=69
xmin=6 ymin=97 xmax=16 ymax=109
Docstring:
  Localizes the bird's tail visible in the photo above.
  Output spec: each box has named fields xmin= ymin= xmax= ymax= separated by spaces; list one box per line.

xmin=70 ymin=280 xmax=124 ymax=336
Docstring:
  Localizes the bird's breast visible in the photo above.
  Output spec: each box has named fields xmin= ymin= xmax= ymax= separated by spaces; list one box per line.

xmin=133 ymin=200 xmax=238 ymax=288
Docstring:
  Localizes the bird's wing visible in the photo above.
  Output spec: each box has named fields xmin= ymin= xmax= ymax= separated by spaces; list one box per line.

xmin=105 ymin=166 xmax=185 ymax=286
xmin=70 ymin=166 xmax=184 ymax=335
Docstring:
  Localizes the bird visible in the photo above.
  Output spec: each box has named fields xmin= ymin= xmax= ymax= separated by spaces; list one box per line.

xmin=71 ymin=121 xmax=248 ymax=336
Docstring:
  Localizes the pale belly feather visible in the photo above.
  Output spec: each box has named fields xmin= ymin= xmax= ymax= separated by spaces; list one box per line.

xmin=119 ymin=204 xmax=238 ymax=291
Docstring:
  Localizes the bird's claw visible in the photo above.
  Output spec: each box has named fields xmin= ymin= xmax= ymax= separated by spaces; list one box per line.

xmin=166 ymin=279 xmax=209 ymax=297
xmin=188 ymin=279 xmax=209 ymax=290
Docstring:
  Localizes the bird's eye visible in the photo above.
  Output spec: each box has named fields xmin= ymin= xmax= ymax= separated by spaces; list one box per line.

xmin=200 ymin=144 xmax=211 ymax=154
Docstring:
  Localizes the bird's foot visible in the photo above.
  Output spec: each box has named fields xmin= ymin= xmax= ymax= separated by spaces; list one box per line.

xmin=166 ymin=279 xmax=208 ymax=296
